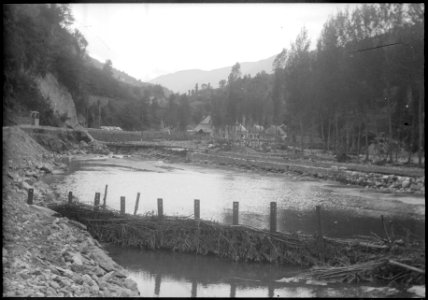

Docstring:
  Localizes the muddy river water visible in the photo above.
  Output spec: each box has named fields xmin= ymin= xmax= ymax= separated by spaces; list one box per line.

xmin=45 ymin=156 xmax=425 ymax=297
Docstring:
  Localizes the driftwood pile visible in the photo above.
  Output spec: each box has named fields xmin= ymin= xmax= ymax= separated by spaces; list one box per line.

xmin=50 ymin=202 xmax=425 ymax=287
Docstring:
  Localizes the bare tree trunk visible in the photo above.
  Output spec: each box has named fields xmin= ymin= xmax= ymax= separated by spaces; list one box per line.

xmin=385 ymin=84 xmax=393 ymax=163
xmin=327 ymin=119 xmax=331 ymax=152
xmin=365 ymin=122 xmax=369 ymax=162
xmin=418 ymin=80 xmax=424 ymax=166
xmin=299 ymin=119 xmax=304 ymax=155
xmin=320 ymin=117 xmax=325 ymax=150
xmin=357 ymin=122 xmax=361 ymax=157
xmin=345 ymin=126 xmax=349 ymax=155
xmin=407 ymin=121 xmax=415 ymax=165
xmin=388 ymin=108 xmax=393 ymax=162
xmin=335 ymin=114 xmax=339 ymax=153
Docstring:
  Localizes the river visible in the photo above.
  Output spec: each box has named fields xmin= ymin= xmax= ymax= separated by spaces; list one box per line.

xmin=44 ymin=155 xmax=425 ymax=297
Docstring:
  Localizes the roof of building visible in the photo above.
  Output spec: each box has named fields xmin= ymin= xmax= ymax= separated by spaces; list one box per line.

xmin=194 ymin=115 xmax=213 ymax=133
xmin=265 ymin=125 xmax=286 ymax=136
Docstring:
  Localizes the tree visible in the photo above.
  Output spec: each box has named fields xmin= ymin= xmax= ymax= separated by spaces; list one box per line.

xmin=177 ymin=95 xmax=191 ymax=130
xmin=283 ymin=27 xmax=313 ymax=152
xmin=103 ymin=59 xmax=113 ymax=77
xmin=219 ymin=80 xmax=226 ymax=89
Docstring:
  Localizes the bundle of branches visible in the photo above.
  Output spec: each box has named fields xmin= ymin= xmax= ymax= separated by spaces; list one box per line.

xmin=88 ymin=216 xmax=324 ymax=266
xmin=50 ymin=203 xmax=326 ymax=266
xmin=301 ymin=255 xmax=425 ymax=287
xmin=49 ymin=202 xmax=424 ymax=278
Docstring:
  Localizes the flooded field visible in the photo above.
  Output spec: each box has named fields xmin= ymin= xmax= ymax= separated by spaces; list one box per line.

xmin=44 ymin=156 xmax=425 ymax=297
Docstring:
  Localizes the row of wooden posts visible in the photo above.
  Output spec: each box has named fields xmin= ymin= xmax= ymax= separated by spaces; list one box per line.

xmin=27 ymin=185 xmax=324 ymax=236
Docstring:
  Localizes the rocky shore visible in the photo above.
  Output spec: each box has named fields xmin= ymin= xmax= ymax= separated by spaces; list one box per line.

xmin=189 ymin=152 xmax=425 ymax=195
xmin=2 ymin=126 xmax=140 ymax=297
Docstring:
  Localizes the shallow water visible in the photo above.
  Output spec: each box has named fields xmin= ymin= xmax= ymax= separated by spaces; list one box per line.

xmin=46 ymin=157 xmax=425 ymax=239
xmin=45 ymin=157 xmax=425 ymax=297
xmin=104 ymin=244 xmax=413 ymax=298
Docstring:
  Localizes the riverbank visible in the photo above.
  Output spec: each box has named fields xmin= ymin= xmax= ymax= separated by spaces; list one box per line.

xmin=2 ymin=126 xmax=139 ymax=297
xmin=188 ymin=151 xmax=425 ymax=195
xmin=101 ymin=139 xmax=425 ymax=195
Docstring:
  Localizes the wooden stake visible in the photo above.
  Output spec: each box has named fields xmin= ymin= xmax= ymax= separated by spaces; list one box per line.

xmin=270 ymin=202 xmax=277 ymax=233
xmin=194 ymin=199 xmax=200 ymax=220
xmin=120 ymin=196 xmax=126 ymax=215
xmin=316 ymin=205 xmax=325 ymax=261
xmin=191 ymin=279 xmax=197 ymax=298
xmin=230 ymin=282 xmax=236 ymax=298
xmin=158 ymin=198 xmax=163 ymax=218
xmin=381 ymin=215 xmax=391 ymax=242
xmin=233 ymin=202 xmax=239 ymax=225
xmin=94 ymin=192 xmax=100 ymax=211
xmin=68 ymin=191 xmax=72 ymax=204
xmin=316 ymin=205 xmax=323 ymax=238
xmin=134 ymin=192 xmax=140 ymax=215
xmin=27 ymin=188 xmax=34 ymax=205
xmin=102 ymin=184 xmax=108 ymax=208
xmin=268 ymin=285 xmax=275 ymax=298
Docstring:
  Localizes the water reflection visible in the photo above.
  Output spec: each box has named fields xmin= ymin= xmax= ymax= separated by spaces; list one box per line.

xmin=106 ymin=245 xmax=406 ymax=298
xmin=154 ymin=274 xmax=161 ymax=296
xmin=106 ymin=245 xmax=305 ymax=297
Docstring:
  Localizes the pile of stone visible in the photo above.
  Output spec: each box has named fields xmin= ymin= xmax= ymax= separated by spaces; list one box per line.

xmin=341 ymin=170 xmax=425 ymax=194
xmin=2 ymin=181 xmax=139 ymax=297
xmin=3 ymin=125 xmax=139 ymax=297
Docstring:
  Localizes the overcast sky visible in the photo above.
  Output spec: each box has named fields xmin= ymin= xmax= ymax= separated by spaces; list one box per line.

xmin=70 ymin=3 xmax=359 ymax=82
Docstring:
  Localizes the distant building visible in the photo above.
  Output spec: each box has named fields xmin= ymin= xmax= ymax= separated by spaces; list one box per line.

xmin=247 ymin=124 xmax=264 ymax=139
xmin=194 ymin=115 xmax=214 ymax=134
xmin=100 ymin=126 xmax=123 ymax=131
xmin=30 ymin=111 xmax=40 ymax=126
xmin=265 ymin=124 xmax=287 ymax=141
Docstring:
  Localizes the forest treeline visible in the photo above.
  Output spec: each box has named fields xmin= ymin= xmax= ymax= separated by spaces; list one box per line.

xmin=3 ymin=4 xmax=424 ymax=163
xmin=184 ymin=3 xmax=424 ymax=163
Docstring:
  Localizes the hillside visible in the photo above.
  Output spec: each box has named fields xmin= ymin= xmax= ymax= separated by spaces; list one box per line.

xmin=3 ymin=3 xmax=174 ymax=132
xmin=149 ymin=55 xmax=276 ymax=94
xmin=86 ymin=56 xmax=171 ymax=98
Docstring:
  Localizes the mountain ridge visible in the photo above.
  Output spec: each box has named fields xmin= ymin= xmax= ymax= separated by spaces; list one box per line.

xmin=149 ymin=55 xmax=277 ymax=94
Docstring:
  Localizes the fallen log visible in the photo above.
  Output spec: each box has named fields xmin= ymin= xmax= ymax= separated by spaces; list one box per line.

xmin=388 ymin=260 xmax=425 ymax=274
xmin=324 ymin=237 xmax=389 ymax=250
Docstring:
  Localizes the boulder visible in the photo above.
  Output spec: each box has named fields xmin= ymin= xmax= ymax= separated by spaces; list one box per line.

xmin=40 ymin=164 xmax=53 ymax=173
xmin=82 ymin=274 xmax=96 ymax=287
xmin=71 ymin=252 xmax=84 ymax=266
xmin=89 ymin=248 xmax=118 ymax=273
xmin=123 ymin=278 xmax=138 ymax=291
xmin=401 ymin=180 xmax=411 ymax=189
xmin=55 ymin=266 xmax=74 ymax=278
xmin=407 ymin=285 xmax=425 ymax=298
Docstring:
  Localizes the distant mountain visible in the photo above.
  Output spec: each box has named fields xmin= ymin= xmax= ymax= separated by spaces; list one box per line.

xmin=86 ymin=56 xmax=172 ymax=97
xmin=149 ymin=55 xmax=277 ymax=94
